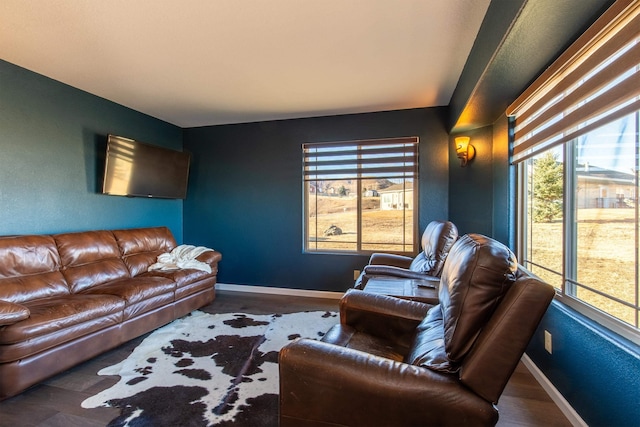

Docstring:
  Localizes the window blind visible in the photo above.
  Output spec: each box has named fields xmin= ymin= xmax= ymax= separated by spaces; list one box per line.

xmin=303 ymin=137 xmax=418 ymax=181
xmin=507 ymin=0 xmax=640 ymax=163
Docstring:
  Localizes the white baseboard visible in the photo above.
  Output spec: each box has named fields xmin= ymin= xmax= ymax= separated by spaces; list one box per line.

xmin=215 ymin=283 xmax=344 ymax=300
xmin=521 ymin=354 xmax=587 ymax=427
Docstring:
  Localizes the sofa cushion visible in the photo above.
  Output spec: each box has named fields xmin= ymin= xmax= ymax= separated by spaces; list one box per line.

xmin=405 ymin=304 xmax=455 ymax=372
xmin=0 ymin=235 xmax=69 ymax=303
xmin=438 ymin=234 xmax=517 ymax=363
xmin=80 ymin=276 xmax=175 ymax=305
xmin=141 ymin=268 xmax=214 ymax=288
xmin=409 ymin=220 xmax=458 ymax=276
xmin=54 ymin=230 xmax=130 ymax=293
xmin=112 ymin=227 xmax=176 ymax=276
xmin=0 ymin=300 xmax=30 ymax=326
xmin=0 ymin=294 xmax=125 ymax=345
xmin=321 ymin=324 xmax=406 ymax=362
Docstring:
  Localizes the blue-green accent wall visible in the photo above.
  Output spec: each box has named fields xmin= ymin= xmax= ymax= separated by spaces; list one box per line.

xmin=183 ymin=108 xmax=449 ymax=292
xmin=448 ymin=125 xmax=496 ymax=239
xmin=0 ymin=60 xmax=184 ymax=240
xmin=528 ymin=302 xmax=640 ymax=427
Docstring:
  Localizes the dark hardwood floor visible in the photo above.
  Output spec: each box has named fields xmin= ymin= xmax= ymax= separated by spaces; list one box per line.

xmin=0 ymin=290 xmax=573 ymax=426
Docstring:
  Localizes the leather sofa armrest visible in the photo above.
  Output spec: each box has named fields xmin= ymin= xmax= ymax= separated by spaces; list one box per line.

xmin=340 ymin=289 xmax=430 ymax=340
xmin=368 ymin=252 xmax=413 ymax=268
xmin=279 ymin=339 xmax=498 ymax=427
xmin=195 ymin=250 xmax=222 ymax=265
xmin=0 ymin=300 xmax=30 ymax=326
xmin=363 ymin=265 xmax=440 ymax=283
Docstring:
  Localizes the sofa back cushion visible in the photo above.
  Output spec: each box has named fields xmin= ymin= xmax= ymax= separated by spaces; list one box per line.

xmin=438 ymin=234 xmax=517 ymax=362
xmin=113 ymin=227 xmax=176 ymax=276
xmin=404 ymin=304 xmax=453 ymax=372
xmin=55 ymin=230 xmax=130 ymax=293
xmin=409 ymin=220 xmax=458 ymax=277
xmin=406 ymin=234 xmax=518 ymax=373
xmin=0 ymin=235 xmax=69 ymax=303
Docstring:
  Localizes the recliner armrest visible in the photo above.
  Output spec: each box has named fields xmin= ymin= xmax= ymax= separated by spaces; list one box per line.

xmin=340 ymin=289 xmax=429 ymax=341
xmin=368 ymin=252 xmax=413 ymax=268
xmin=279 ymin=338 xmax=498 ymax=427
xmin=0 ymin=300 xmax=30 ymax=326
xmin=363 ymin=264 xmax=440 ymax=282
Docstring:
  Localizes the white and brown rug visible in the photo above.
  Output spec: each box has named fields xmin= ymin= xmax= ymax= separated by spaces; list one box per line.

xmin=82 ymin=310 xmax=338 ymax=426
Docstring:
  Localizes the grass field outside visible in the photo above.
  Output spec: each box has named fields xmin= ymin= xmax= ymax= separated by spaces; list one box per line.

xmin=527 ymin=208 xmax=638 ymax=327
xmin=306 ymin=195 xmax=415 ymax=253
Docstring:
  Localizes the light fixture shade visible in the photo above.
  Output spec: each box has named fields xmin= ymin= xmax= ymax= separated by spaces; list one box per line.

xmin=454 ymin=136 xmax=475 ymax=166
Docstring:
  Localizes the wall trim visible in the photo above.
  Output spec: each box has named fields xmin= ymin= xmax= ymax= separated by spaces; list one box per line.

xmin=215 ymin=283 xmax=344 ymax=300
xmin=521 ymin=354 xmax=587 ymax=427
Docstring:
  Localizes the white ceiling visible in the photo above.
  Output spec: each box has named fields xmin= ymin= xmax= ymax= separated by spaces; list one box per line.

xmin=0 ymin=0 xmax=490 ymax=128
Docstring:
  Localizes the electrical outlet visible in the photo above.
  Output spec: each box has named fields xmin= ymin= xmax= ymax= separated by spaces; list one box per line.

xmin=353 ymin=270 xmax=360 ymax=280
xmin=544 ymin=330 xmax=553 ymax=354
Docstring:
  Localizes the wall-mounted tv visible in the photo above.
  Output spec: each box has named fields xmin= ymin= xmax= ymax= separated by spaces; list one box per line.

xmin=102 ymin=134 xmax=191 ymax=199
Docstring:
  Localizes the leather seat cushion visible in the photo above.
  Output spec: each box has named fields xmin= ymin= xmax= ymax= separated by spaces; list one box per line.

xmin=0 ymin=294 xmax=125 ymax=344
xmin=80 ymin=276 xmax=175 ymax=305
xmin=321 ymin=324 xmax=406 ymax=362
xmin=141 ymin=268 xmax=215 ymax=288
xmin=0 ymin=300 xmax=30 ymax=326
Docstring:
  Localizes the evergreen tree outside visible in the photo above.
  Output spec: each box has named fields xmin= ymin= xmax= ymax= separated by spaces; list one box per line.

xmin=532 ymin=151 xmax=563 ymax=222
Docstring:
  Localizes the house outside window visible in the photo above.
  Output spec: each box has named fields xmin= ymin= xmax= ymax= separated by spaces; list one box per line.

xmin=509 ymin=0 xmax=640 ymax=343
xmin=303 ymin=137 xmax=418 ymax=254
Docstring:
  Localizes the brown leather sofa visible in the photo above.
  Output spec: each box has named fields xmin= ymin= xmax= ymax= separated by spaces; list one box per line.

xmin=280 ymin=233 xmax=554 ymax=426
xmin=0 ymin=226 xmax=221 ymax=400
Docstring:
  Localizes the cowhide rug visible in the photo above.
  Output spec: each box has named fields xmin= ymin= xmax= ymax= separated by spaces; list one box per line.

xmin=82 ymin=310 xmax=338 ymax=426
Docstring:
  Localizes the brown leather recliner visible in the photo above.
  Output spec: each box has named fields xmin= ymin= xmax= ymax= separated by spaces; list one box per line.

xmin=354 ymin=220 xmax=458 ymax=289
xmin=353 ymin=220 xmax=458 ymax=304
xmin=280 ymin=233 xmax=555 ymax=427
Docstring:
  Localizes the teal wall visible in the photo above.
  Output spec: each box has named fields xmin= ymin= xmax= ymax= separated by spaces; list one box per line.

xmin=528 ymin=302 xmax=640 ymax=427
xmin=183 ymin=108 xmax=449 ymax=292
xmin=0 ymin=60 xmax=184 ymax=240
xmin=448 ymin=125 xmax=496 ymax=239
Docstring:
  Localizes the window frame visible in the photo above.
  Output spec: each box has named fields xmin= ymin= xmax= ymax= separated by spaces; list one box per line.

xmin=509 ymin=0 xmax=640 ymax=344
xmin=302 ymin=137 xmax=419 ymax=255
xmin=516 ymin=135 xmax=640 ymax=345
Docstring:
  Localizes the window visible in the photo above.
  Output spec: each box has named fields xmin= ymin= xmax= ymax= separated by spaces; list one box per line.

xmin=303 ymin=137 xmax=418 ymax=254
xmin=509 ymin=0 xmax=640 ymax=343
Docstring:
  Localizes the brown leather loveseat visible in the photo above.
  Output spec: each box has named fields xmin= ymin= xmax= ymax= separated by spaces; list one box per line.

xmin=280 ymin=233 xmax=554 ymax=426
xmin=0 ymin=226 xmax=221 ymax=400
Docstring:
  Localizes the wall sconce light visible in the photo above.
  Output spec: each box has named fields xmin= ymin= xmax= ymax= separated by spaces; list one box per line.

xmin=455 ymin=136 xmax=475 ymax=167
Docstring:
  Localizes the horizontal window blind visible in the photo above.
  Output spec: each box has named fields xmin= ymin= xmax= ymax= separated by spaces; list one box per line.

xmin=303 ymin=137 xmax=418 ymax=181
xmin=507 ymin=0 xmax=640 ymax=163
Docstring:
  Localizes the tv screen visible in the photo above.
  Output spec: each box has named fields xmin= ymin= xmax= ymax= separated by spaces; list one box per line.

xmin=102 ymin=135 xmax=191 ymax=199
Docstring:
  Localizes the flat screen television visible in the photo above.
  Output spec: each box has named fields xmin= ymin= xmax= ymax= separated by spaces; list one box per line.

xmin=102 ymin=135 xmax=191 ymax=199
